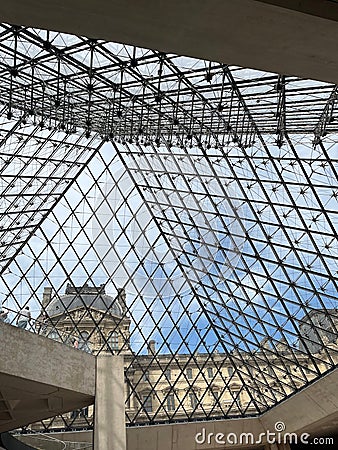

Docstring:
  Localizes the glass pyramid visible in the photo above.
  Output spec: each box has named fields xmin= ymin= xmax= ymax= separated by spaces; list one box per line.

xmin=0 ymin=23 xmax=337 ymax=429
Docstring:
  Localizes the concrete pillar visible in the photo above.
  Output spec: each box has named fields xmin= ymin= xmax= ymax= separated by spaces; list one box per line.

xmin=94 ymin=355 xmax=126 ymax=450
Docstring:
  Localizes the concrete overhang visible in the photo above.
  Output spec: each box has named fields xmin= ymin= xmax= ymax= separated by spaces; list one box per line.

xmin=15 ymin=364 xmax=338 ymax=448
xmin=0 ymin=322 xmax=95 ymax=432
xmin=1 ymin=319 xmax=337 ymax=446
xmin=19 ymin=367 xmax=338 ymax=449
xmin=0 ymin=0 xmax=338 ymax=84
xmin=0 ymin=373 xmax=94 ymax=433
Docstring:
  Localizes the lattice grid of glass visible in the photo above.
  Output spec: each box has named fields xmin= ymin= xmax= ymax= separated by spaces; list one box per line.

xmin=0 ymin=23 xmax=337 ymax=430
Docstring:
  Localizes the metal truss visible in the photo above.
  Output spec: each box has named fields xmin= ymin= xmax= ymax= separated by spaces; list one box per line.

xmin=0 ymin=23 xmax=337 ymax=429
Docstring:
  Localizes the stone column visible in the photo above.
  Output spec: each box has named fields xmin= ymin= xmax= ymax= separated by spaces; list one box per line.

xmin=94 ymin=355 xmax=126 ymax=450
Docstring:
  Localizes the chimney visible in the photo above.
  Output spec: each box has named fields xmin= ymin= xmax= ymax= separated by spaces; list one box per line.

xmin=117 ymin=288 xmax=127 ymax=313
xmin=148 ymin=340 xmax=156 ymax=355
xmin=42 ymin=287 xmax=52 ymax=307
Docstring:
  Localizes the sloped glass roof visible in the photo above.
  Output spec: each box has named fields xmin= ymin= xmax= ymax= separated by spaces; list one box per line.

xmin=0 ymin=23 xmax=337 ymax=427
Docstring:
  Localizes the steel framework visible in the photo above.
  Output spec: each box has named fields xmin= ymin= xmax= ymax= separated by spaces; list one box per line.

xmin=0 ymin=23 xmax=337 ymax=428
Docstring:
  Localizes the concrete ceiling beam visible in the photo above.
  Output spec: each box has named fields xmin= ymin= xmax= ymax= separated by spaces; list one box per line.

xmin=0 ymin=0 xmax=338 ymax=83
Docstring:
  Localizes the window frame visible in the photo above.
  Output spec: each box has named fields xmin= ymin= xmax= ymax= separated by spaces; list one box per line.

xmin=167 ymin=393 xmax=175 ymax=411
xmin=188 ymin=391 xmax=198 ymax=408
xmin=142 ymin=393 xmax=152 ymax=412
xmin=108 ymin=331 xmax=119 ymax=351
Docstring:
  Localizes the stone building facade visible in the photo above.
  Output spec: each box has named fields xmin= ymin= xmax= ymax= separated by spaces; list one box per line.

xmin=36 ymin=283 xmax=338 ymax=428
xmin=39 ymin=283 xmax=131 ymax=356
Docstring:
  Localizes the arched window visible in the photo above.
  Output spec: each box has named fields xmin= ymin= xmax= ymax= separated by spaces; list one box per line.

xmin=110 ymin=301 xmax=122 ymax=317
xmin=79 ymin=331 xmax=91 ymax=353
xmin=108 ymin=331 xmax=119 ymax=351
